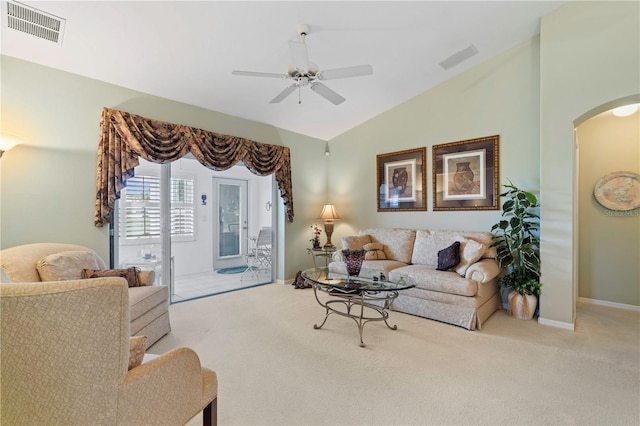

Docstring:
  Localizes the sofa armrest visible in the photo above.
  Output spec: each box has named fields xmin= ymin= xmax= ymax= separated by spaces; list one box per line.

xmin=118 ymin=347 xmax=217 ymax=425
xmin=332 ymin=251 xmax=344 ymax=262
xmin=137 ymin=270 xmax=155 ymax=286
xmin=464 ymin=258 xmax=501 ymax=284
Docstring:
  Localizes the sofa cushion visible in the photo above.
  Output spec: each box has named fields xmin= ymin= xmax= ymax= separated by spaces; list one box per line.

xmin=329 ymin=259 xmax=407 ymax=278
xmin=437 ymin=241 xmax=460 ymax=271
xmin=411 ymin=230 xmax=487 ymax=272
xmin=128 ymin=285 xmax=169 ymax=321
xmin=82 ymin=268 xmax=141 ymax=288
xmin=36 ymin=250 xmax=101 ymax=281
xmin=453 ymin=238 xmax=487 ymax=276
xmin=341 ymin=235 xmax=372 ymax=250
xmin=390 ymin=265 xmax=478 ymax=297
xmin=359 ymin=228 xmax=416 ymax=263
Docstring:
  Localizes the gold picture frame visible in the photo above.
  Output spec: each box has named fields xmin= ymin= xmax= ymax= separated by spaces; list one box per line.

xmin=377 ymin=147 xmax=427 ymax=212
xmin=432 ymin=135 xmax=499 ymax=211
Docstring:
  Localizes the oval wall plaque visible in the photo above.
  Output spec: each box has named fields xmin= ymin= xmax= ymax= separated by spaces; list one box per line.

xmin=593 ymin=171 xmax=640 ymax=211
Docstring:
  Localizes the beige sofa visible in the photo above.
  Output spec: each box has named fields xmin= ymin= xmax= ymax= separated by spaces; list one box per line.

xmin=329 ymin=228 xmax=502 ymax=330
xmin=0 ymin=243 xmax=171 ymax=347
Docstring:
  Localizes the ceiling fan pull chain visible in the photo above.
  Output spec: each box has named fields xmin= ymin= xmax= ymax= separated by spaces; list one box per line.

xmin=298 ymin=86 xmax=302 ymax=104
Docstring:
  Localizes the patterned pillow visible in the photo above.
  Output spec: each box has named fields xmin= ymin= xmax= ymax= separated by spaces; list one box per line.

xmin=128 ymin=336 xmax=147 ymax=370
xmin=363 ymin=243 xmax=387 ymax=260
xmin=453 ymin=238 xmax=487 ymax=276
xmin=437 ymin=241 xmax=461 ymax=271
xmin=36 ymin=251 xmax=101 ymax=281
xmin=341 ymin=235 xmax=372 ymax=250
xmin=81 ymin=267 xmax=141 ymax=287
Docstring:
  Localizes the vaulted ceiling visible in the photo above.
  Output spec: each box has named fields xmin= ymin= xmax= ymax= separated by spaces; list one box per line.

xmin=1 ymin=1 xmax=565 ymax=141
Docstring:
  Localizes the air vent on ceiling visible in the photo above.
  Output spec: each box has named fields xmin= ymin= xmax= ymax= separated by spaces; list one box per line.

xmin=439 ymin=45 xmax=478 ymax=70
xmin=4 ymin=0 xmax=66 ymax=45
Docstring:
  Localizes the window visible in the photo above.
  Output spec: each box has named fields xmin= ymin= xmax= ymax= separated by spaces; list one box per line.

xmin=170 ymin=178 xmax=195 ymax=238
xmin=121 ymin=174 xmax=195 ymax=243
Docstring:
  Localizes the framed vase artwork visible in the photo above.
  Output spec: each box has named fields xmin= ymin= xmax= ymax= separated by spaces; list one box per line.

xmin=377 ymin=147 xmax=427 ymax=212
xmin=432 ymin=135 xmax=499 ymax=211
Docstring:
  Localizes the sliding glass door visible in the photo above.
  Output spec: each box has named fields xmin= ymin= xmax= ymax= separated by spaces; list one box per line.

xmin=114 ymin=157 xmax=275 ymax=303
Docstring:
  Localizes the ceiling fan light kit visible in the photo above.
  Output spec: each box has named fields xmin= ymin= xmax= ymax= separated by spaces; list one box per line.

xmin=232 ymin=24 xmax=373 ymax=105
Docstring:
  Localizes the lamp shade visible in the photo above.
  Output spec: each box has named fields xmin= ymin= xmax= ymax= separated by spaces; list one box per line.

xmin=0 ymin=134 xmax=22 ymax=152
xmin=612 ymin=104 xmax=639 ymax=117
xmin=319 ymin=204 xmax=340 ymax=221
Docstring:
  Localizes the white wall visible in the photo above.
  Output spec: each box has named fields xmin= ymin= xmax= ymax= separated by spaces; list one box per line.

xmin=0 ymin=56 xmax=326 ymax=281
xmin=539 ymin=0 xmax=640 ymax=325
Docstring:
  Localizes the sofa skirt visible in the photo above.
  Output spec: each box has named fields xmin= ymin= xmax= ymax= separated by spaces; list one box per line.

xmin=391 ymin=292 xmax=501 ymax=330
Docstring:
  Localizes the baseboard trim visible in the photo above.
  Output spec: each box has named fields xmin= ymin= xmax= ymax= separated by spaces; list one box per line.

xmin=578 ymin=297 xmax=640 ymax=312
xmin=537 ymin=317 xmax=575 ymax=331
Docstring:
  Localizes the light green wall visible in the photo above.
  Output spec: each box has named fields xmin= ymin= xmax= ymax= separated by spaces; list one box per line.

xmin=0 ymin=56 xmax=326 ymax=281
xmin=577 ymin=112 xmax=639 ymax=306
xmin=540 ymin=0 xmax=640 ymax=326
xmin=328 ymin=37 xmax=541 ymax=248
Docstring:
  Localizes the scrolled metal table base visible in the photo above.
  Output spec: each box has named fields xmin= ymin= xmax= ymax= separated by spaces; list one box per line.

xmin=312 ymin=283 xmax=399 ymax=347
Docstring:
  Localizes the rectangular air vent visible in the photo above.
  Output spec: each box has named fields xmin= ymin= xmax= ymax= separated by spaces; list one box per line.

xmin=4 ymin=0 xmax=66 ymax=45
xmin=439 ymin=45 xmax=478 ymax=70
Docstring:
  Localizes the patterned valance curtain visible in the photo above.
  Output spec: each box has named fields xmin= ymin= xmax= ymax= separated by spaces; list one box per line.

xmin=94 ymin=107 xmax=294 ymax=227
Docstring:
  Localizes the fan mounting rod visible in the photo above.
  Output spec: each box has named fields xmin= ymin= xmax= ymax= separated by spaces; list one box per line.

xmin=296 ymin=24 xmax=309 ymax=40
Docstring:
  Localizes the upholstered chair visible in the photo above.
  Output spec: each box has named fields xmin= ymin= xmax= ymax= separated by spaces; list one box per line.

xmin=0 ymin=278 xmax=217 ymax=425
xmin=0 ymin=243 xmax=170 ymax=347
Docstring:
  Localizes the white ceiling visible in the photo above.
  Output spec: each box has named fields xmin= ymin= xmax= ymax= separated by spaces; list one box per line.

xmin=1 ymin=1 xmax=565 ymax=141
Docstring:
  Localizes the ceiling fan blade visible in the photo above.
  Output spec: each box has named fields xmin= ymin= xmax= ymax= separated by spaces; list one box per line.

xmin=288 ymin=40 xmax=309 ymax=72
xmin=310 ymin=82 xmax=345 ymax=105
xmin=318 ymin=64 xmax=373 ymax=80
xmin=269 ymin=84 xmax=297 ymax=103
xmin=232 ymin=70 xmax=287 ymax=79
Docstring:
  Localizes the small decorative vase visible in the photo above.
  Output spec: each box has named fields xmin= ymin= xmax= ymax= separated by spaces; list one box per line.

xmin=343 ymin=249 xmax=365 ymax=277
xmin=507 ymin=291 xmax=538 ymax=320
xmin=453 ymin=162 xmax=474 ymax=193
xmin=312 ymin=240 xmax=321 ymax=250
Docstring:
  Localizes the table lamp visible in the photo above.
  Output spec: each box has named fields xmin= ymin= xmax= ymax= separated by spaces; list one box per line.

xmin=319 ymin=204 xmax=340 ymax=249
xmin=0 ymin=134 xmax=22 ymax=158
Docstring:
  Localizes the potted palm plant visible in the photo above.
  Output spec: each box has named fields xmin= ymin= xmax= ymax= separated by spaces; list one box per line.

xmin=491 ymin=180 xmax=542 ymax=320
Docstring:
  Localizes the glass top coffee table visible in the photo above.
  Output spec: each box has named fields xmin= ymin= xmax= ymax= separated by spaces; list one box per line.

xmin=301 ymin=267 xmax=415 ymax=347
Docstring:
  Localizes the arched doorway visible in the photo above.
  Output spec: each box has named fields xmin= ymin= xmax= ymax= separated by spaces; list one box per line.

xmin=574 ymin=95 xmax=640 ymax=312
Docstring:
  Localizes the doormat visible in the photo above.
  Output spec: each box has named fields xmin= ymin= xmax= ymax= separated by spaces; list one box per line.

xmin=217 ymin=266 xmax=248 ymax=274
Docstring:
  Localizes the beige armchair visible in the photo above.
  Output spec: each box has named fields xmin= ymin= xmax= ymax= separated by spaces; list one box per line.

xmin=0 ymin=278 xmax=217 ymax=425
xmin=0 ymin=243 xmax=170 ymax=347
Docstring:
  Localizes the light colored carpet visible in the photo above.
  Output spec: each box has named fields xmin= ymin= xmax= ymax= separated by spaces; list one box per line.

xmin=149 ymin=283 xmax=640 ymax=425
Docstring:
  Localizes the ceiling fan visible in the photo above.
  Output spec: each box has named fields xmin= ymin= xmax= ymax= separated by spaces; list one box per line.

xmin=232 ymin=24 xmax=373 ymax=105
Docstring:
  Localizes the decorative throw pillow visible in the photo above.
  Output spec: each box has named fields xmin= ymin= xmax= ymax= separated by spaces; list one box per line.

xmin=81 ymin=267 xmax=141 ymax=288
xmin=437 ymin=241 xmax=461 ymax=271
xmin=363 ymin=242 xmax=387 ymax=260
xmin=363 ymin=243 xmax=383 ymax=251
xmin=36 ymin=250 xmax=101 ymax=281
xmin=453 ymin=238 xmax=487 ymax=276
xmin=128 ymin=336 xmax=147 ymax=370
xmin=341 ymin=235 xmax=372 ymax=250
